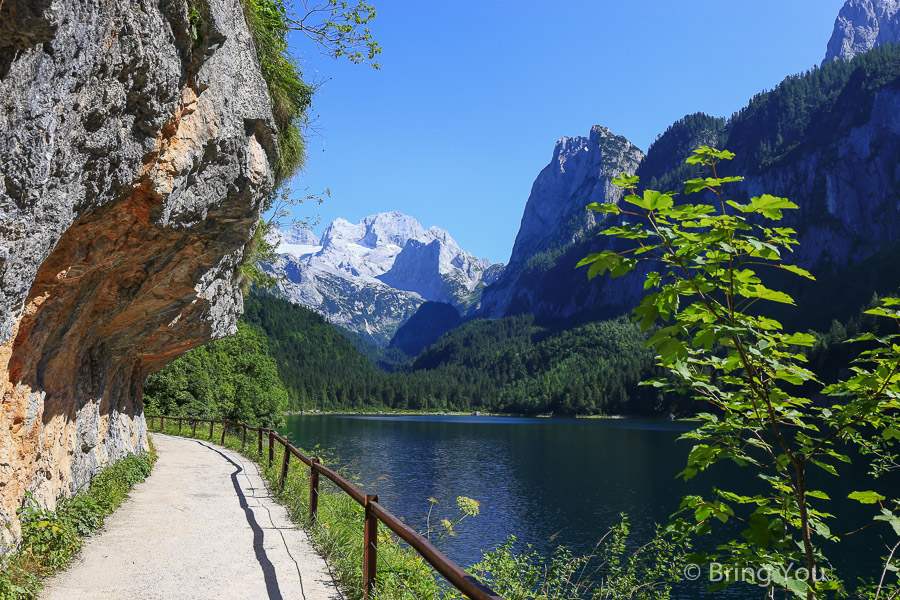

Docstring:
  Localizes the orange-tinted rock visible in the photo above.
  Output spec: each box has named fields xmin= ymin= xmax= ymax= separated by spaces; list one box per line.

xmin=0 ymin=0 xmax=277 ymax=551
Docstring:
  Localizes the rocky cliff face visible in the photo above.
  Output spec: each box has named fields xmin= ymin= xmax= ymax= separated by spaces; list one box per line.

xmin=479 ymin=42 xmax=900 ymax=327
xmin=264 ymin=212 xmax=500 ymax=345
xmin=733 ymin=86 xmax=900 ymax=271
xmin=824 ymin=0 xmax=900 ymax=63
xmin=0 ymin=0 xmax=276 ymax=549
xmin=478 ymin=126 xmax=644 ymax=318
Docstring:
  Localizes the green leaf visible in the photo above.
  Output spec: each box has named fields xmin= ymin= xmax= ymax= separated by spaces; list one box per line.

xmin=785 ymin=576 xmax=810 ymax=598
xmin=848 ymin=490 xmax=885 ymax=504
xmin=774 ymin=370 xmax=805 ymax=385
xmin=811 ymin=459 xmax=838 ymax=476
xmin=883 ymin=427 xmax=900 ymax=440
xmin=874 ymin=509 xmax=900 ymax=535
xmin=783 ymin=332 xmax=815 ymax=346
xmin=612 ymin=173 xmax=640 ymax=188
xmin=726 ymin=200 xmax=750 ymax=212
xmin=749 ymin=194 xmax=799 ymax=220
xmin=778 ymin=264 xmax=816 ymax=280
xmin=625 ymin=189 xmax=674 ymax=210
xmin=575 ymin=254 xmax=601 ymax=268
xmin=586 ymin=202 xmax=620 ymax=214
xmin=710 ymin=149 xmax=736 ymax=161
xmin=813 ymin=520 xmax=832 ymax=537
xmin=742 ymin=284 xmax=795 ymax=305
xmin=683 ymin=178 xmax=709 ymax=195
xmin=866 ymin=305 xmax=900 ymax=319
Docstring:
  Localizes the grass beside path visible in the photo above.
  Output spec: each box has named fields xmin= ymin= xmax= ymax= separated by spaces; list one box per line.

xmin=0 ymin=450 xmax=157 ymax=600
xmin=153 ymin=419 xmax=460 ymax=600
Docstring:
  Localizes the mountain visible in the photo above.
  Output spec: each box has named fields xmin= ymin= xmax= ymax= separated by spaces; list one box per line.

xmin=237 ymin=294 xmax=671 ymax=416
xmin=476 ymin=43 xmax=900 ymax=331
xmin=263 ymin=211 xmax=502 ymax=345
xmin=388 ymin=301 xmax=462 ymax=357
xmin=477 ymin=126 xmax=644 ymax=318
xmin=824 ymin=0 xmax=900 ymax=64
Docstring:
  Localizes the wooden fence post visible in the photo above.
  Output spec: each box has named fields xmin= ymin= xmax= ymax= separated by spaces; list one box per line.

xmin=241 ymin=423 xmax=246 ymax=450
xmin=279 ymin=444 xmax=291 ymax=491
xmin=308 ymin=458 xmax=320 ymax=522
xmin=257 ymin=428 xmax=263 ymax=457
xmin=268 ymin=432 xmax=274 ymax=467
xmin=192 ymin=419 xmax=197 ymax=437
xmin=178 ymin=418 xmax=183 ymax=434
xmin=363 ymin=494 xmax=379 ymax=599
xmin=160 ymin=416 xmax=164 ymax=432
xmin=209 ymin=419 xmax=214 ymax=440
xmin=220 ymin=422 xmax=227 ymax=445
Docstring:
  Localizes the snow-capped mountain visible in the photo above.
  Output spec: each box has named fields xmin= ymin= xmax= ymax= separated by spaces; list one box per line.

xmin=262 ymin=212 xmax=503 ymax=345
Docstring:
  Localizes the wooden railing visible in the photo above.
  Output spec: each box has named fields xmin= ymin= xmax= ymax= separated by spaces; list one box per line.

xmin=147 ymin=415 xmax=502 ymax=600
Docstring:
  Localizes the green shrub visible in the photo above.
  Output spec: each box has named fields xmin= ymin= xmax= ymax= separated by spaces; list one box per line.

xmin=240 ymin=0 xmax=313 ymax=186
xmin=472 ymin=517 xmax=688 ymax=600
xmin=0 ymin=452 xmax=157 ymax=600
xmin=581 ymin=146 xmax=900 ymax=598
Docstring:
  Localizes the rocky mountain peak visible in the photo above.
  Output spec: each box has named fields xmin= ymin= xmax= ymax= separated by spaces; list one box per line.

xmin=321 ymin=217 xmax=364 ymax=248
xmin=358 ymin=211 xmax=426 ymax=248
xmin=282 ymin=226 xmax=319 ymax=245
xmin=824 ymin=0 xmax=900 ymax=63
xmin=506 ymin=126 xmax=644 ymax=272
xmin=266 ymin=211 xmax=503 ymax=344
xmin=477 ymin=125 xmax=643 ymax=318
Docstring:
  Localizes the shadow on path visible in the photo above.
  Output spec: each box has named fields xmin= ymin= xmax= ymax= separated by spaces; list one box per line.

xmin=195 ymin=440 xmax=284 ymax=600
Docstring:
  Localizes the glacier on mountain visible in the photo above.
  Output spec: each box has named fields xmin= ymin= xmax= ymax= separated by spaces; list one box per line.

xmin=262 ymin=211 xmax=501 ymax=345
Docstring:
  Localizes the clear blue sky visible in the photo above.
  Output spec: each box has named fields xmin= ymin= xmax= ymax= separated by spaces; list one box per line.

xmin=281 ymin=0 xmax=846 ymax=264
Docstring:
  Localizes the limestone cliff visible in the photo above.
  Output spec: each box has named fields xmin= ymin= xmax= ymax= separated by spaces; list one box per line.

xmin=0 ymin=0 xmax=277 ymax=550
xmin=477 ymin=126 xmax=644 ymax=318
xmin=824 ymin=0 xmax=900 ymax=64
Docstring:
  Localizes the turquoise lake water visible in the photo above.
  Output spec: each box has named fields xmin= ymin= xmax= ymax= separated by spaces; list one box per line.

xmin=280 ymin=414 xmax=893 ymax=598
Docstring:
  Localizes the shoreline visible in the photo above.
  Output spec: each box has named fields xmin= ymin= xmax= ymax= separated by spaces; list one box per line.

xmin=282 ymin=409 xmax=696 ymax=420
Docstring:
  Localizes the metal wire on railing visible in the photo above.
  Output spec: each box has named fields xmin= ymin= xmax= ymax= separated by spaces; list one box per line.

xmin=367 ymin=539 xmax=423 ymax=600
xmin=314 ymin=486 xmax=367 ymax=539
xmin=311 ymin=509 xmax=357 ymax=568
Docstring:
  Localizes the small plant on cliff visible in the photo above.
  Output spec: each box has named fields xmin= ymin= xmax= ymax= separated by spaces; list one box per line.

xmin=185 ymin=0 xmax=208 ymax=45
xmin=579 ymin=146 xmax=900 ymax=598
xmin=232 ymin=0 xmax=380 ymax=290
xmin=238 ymin=0 xmax=381 ymax=185
xmin=236 ymin=184 xmax=325 ymax=293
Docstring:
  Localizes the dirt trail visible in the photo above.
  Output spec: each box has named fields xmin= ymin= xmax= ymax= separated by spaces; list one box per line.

xmin=40 ymin=434 xmax=342 ymax=600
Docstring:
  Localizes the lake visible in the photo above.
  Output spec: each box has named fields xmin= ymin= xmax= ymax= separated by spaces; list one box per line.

xmin=280 ymin=414 xmax=892 ymax=598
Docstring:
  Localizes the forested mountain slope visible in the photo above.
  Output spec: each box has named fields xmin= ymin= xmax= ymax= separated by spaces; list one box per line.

xmin=478 ymin=44 xmax=900 ymax=332
xmin=237 ymin=295 xmax=674 ymax=416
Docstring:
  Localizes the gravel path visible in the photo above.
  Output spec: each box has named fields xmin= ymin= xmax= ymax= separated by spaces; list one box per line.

xmin=40 ymin=434 xmax=342 ymax=600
